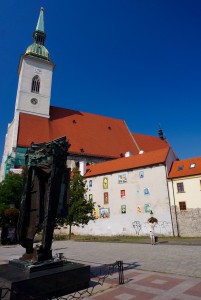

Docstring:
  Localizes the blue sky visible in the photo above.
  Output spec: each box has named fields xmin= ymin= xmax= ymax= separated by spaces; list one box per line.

xmin=0 ymin=0 xmax=201 ymax=160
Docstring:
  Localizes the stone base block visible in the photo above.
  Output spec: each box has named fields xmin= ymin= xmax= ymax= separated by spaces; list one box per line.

xmin=0 ymin=260 xmax=90 ymax=299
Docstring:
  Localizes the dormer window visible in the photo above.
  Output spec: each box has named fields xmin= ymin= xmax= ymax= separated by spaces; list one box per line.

xmin=178 ymin=165 xmax=183 ymax=171
xmin=190 ymin=163 xmax=196 ymax=168
xmin=31 ymin=75 xmax=40 ymax=93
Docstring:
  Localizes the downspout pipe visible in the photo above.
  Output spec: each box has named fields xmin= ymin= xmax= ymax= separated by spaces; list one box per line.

xmin=171 ymin=179 xmax=180 ymax=237
xmin=165 ymin=165 xmax=175 ymax=237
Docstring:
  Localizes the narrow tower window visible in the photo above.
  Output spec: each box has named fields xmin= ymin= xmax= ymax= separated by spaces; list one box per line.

xmin=31 ymin=75 xmax=40 ymax=93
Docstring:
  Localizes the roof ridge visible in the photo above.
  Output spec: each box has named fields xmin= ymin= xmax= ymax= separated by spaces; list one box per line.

xmin=123 ymin=121 xmax=141 ymax=152
xmin=50 ymin=105 xmax=125 ymax=121
xmin=85 ymin=147 xmax=170 ymax=177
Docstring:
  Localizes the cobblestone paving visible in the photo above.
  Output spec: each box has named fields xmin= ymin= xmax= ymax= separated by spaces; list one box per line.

xmin=1 ymin=240 xmax=201 ymax=299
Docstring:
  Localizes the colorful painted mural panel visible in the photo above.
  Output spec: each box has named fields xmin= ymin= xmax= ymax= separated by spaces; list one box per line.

xmin=144 ymin=203 xmax=151 ymax=213
xmin=104 ymin=192 xmax=109 ymax=204
xmin=139 ymin=171 xmax=144 ymax=178
xmin=144 ymin=187 xmax=150 ymax=195
xmin=99 ymin=208 xmax=110 ymax=218
xmin=103 ymin=177 xmax=108 ymax=189
xmin=121 ymin=205 xmax=126 ymax=214
xmin=118 ymin=174 xmax=127 ymax=183
xmin=120 ymin=190 xmax=126 ymax=197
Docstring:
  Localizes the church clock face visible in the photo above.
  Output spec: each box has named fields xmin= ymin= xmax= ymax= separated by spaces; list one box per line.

xmin=30 ymin=98 xmax=38 ymax=105
xmin=34 ymin=68 xmax=42 ymax=74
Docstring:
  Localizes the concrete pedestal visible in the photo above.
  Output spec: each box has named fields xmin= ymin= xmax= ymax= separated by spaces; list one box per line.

xmin=0 ymin=260 xmax=90 ymax=299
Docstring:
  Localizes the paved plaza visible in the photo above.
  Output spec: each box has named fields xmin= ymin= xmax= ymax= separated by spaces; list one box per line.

xmin=1 ymin=240 xmax=201 ymax=299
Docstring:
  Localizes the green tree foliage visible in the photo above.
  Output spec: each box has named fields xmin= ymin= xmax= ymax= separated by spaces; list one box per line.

xmin=0 ymin=173 xmax=24 ymax=209
xmin=0 ymin=173 xmax=24 ymax=226
xmin=66 ymin=168 xmax=95 ymax=239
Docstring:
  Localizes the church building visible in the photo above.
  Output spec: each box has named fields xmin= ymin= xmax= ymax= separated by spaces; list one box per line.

xmin=0 ymin=8 xmax=175 ymax=181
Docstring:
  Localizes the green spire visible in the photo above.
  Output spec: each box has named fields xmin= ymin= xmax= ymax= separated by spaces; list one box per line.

xmin=25 ymin=7 xmax=50 ymax=61
xmin=36 ymin=7 xmax=45 ymax=32
xmin=33 ymin=7 xmax=46 ymax=45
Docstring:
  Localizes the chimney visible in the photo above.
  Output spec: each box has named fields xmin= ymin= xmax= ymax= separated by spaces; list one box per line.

xmin=79 ymin=161 xmax=86 ymax=176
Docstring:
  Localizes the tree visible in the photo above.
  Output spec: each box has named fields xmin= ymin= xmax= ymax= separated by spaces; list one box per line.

xmin=0 ymin=173 xmax=24 ymax=244
xmin=66 ymin=168 xmax=95 ymax=239
xmin=0 ymin=173 xmax=24 ymax=210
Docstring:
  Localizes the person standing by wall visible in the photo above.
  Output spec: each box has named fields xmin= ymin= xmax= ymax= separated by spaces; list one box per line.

xmin=148 ymin=216 xmax=158 ymax=245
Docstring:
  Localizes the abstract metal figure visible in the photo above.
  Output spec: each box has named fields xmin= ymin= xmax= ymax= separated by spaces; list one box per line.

xmin=17 ymin=136 xmax=70 ymax=262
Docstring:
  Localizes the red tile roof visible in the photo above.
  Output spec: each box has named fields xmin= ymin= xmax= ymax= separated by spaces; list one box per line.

xmin=18 ymin=106 xmax=139 ymax=158
xmin=85 ymin=147 xmax=170 ymax=177
xmin=17 ymin=106 xmax=172 ymax=159
xmin=168 ymin=157 xmax=201 ymax=179
xmin=132 ymin=133 xmax=169 ymax=152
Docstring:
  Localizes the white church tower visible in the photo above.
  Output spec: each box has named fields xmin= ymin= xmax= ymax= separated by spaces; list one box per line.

xmin=0 ymin=8 xmax=54 ymax=180
xmin=15 ymin=7 xmax=54 ymax=118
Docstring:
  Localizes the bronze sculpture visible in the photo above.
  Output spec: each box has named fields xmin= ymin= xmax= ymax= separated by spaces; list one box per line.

xmin=17 ymin=136 xmax=70 ymax=262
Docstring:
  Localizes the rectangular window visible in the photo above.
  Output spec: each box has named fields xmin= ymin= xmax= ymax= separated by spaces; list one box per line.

xmin=177 ymin=182 xmax=184 ymax=193
xmin=179 ymin=201 xmax=186 ymax=211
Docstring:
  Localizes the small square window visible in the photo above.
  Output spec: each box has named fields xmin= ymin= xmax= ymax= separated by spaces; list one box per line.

xmin=179 ymin=201 xmax=186 ymax=211
xmin=178 ymin=165 xmax=183 ymax=171
xmin=177 ymin=182 xmax=184 ymax=193
xmin=190 ymin=163 xmax=196 ymax=168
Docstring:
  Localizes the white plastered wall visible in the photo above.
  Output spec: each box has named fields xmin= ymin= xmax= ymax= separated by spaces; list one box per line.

xmin=0 ymin=120 xmax=15 ymax=181
xmin=69 ymin=163 xmax=174 ymax=237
